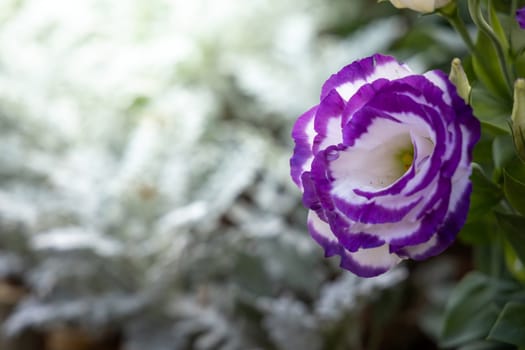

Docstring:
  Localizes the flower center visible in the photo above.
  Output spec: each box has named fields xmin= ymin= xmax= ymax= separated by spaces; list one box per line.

xmin=399 ymin=148 xmax=414 ymax=172
xmin=330 ymin=131 xmax=415 ymax=192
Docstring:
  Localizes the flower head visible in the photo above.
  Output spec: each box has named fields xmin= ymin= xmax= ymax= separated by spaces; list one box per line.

xmin=517 ymin=6 xmax=525 ymax=29
xmin=290 ymin=54 xmax=480 ymax=277
xmin=387 ymin=0 xmax=452 ymax=13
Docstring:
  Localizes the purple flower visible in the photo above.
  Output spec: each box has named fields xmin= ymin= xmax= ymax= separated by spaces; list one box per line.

xmin=517 ymin=6 xmax=525 ymax=29
xmin=290 ymin=54 xmax=480 ymax=277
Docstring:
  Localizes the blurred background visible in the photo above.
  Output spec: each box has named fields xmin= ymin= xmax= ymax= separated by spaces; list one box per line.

xmin=0 ymin=0 xmax=471 ymax=349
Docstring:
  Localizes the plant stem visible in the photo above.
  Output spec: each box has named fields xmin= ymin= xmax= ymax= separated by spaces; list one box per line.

xmin=468 ymin=0 xmax=513 ymax=94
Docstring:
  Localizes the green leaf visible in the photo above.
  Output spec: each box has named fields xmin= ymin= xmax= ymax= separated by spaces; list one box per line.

xmin=488 ymin=3 xmax=509 ymax=53
xmin=474 ymin=137 xmax=496 ymax=173
xmin=503 ymin=240 xmax=525 ymax=283
xmin=472 ymin=31 xmax=511 ymax=101
xmin=493 ymin=136 xmax=516 ymax=183
xmin=503 ymin=170 xmax=525 ymax=215
xmin=440 ymin=273 xmax=503 ymax=348
xmin=506 ymin=156 xmax=525 ymax=180
xmin=495 ymin=213 xmax=525 ymax=268
xmin=470 ymin=86 xmax=511 ymax=135
xmin=493 ymin=136 xmax=515 ymax=170
xmin=467 ymin=166 xmax=503 ymax=221
xmin=488 ymin=302 xmax=525 ymax=346
xmin=459 ymin=217 xmax=496 ymax=245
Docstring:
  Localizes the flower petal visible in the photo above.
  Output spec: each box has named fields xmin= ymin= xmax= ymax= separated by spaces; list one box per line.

xmin=307 ymin=210 xmax=341 ymax=257
xmin=321 ymin=54 xmax=412 ymax=101
xmin=340 ymin=244 xmax=403 ymax=278
xmin=312 ymin=90 xmax=345 ymax=154
xmin=308 ymin=210 xmax=402 ymax=277
xmin=400 ymin=179 xmax=472 ymax=259
xmin=290 ymin=106 xmax=317 ymax=189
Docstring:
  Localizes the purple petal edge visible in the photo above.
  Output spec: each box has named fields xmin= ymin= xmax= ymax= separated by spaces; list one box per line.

xmin=308 ymin=218 xmax=395 ymax=278
xmin=290 ymin=106 xmax=317 ymax=188
xmin=400 ymin=182 xmax=472 ymax=260
xmin=321 ymin=54 xmax=401 ymax=100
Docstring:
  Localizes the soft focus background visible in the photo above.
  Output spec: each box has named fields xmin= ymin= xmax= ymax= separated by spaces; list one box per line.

xmin=0 ymin=0 xmax=470 ymax=349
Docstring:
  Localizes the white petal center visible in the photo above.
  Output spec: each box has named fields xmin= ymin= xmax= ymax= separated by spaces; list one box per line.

xmin=331 ymin=125 xmax=413 ymax=193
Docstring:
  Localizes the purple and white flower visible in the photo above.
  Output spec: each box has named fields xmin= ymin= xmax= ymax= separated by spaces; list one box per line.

xmin=290 ymin=54 xmax=480 ymax=277
xmin=517 ymin=6 xmax=525 ymax=29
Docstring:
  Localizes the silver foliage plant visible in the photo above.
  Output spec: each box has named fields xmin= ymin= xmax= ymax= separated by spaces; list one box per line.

xmin=0 ymin=0 xmax=409 ymax=348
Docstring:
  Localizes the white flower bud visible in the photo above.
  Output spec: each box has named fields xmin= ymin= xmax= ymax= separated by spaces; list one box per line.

xmin=387 ymin=0 xmax=453 ymax=13
xmin=511 ymin=79 xmax=525 ymax=162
